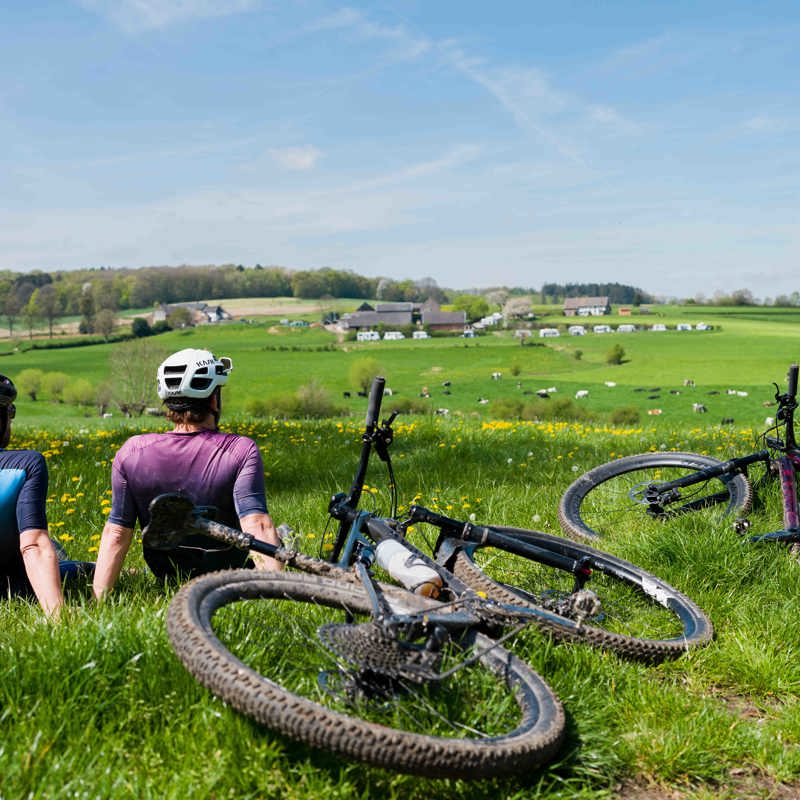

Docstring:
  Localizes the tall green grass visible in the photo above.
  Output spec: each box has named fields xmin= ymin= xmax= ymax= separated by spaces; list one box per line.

xmin=2 ymin=415 xmax=800 ymax=798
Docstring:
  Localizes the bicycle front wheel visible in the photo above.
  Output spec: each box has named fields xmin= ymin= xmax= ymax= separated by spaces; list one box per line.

xmin=447 ymin=527 xmax=713 ymax=661
xmin=167 ymin=570 xmax=565 ymax=779
xmin=558 ymin=451 xmax=753 ymax=541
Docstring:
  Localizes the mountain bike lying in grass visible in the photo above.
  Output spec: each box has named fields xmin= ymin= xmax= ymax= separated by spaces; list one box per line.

xmin=145 ymin=378 xmax=712 ymax=780
xmin=559 ymin=364 xmax=800 ymax=545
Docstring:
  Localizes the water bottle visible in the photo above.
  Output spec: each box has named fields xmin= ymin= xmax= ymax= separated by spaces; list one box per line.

xmin=374 ymin=539 xmax=443 ymax=598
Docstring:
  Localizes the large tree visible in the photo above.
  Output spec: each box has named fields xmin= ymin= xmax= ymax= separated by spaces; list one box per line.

xmin=31 ymin=284 xmax=62 ymax=337
xmin=111 ymin=339 xmax=168 ymax=416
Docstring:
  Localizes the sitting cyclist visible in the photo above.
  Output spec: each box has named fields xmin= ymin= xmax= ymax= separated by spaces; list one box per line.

xmin=0 ymin=374 xmax=93 ymax=619
xmin=93 ymin=348 xmax=281 ymax=598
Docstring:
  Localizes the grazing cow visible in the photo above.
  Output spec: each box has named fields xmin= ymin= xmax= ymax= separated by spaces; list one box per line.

xmin=736 ymin=391 xmax=748 ymax=397
xmin=575 ymin=390 xmax=589 ymax=399
xmin=357 ymin=390 xmax=367 ymax=398
xmin=669 ymin=390 xmax=681 ymax=395
xmin=536 ymin=389 xmax=549 ymax=398
xmin=647 ymin=409 xmax=663 ymax=415
xmin=343 ymin=391 xmax=351 ymax=399
xmin=478 ymin=397 xmax=489 ymax=405
xmin=491 ymin=372 xmax=502 ymax=380
xmin=692 ymin=403 xmax=707 ymax=413
xmin=604 ymin=381 xmax=617 ymax=388
xmin=435 ymin=408 xmax=450 ymax=416
xmin=765 ymin=416 xmax=775 ymax=426
xmin=384 ymin=388 xmax=393 ymax=396
xmin=442 ymin=381 xmax=451 ymax=387
xmin=720 ymin=417 xmax=735 ymax=425
xmin=683 ymin=379 xmax=695 ymax=387
xmin=546 ymin=386 xmax=557 ymax=393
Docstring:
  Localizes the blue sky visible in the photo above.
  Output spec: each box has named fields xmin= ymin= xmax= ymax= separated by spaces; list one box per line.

xmin=2 ymin=1 xmax=798 ymax=299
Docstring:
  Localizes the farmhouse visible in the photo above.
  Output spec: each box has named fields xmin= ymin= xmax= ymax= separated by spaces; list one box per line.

xmin=152 ymin=302 xmax=232 ymax=325
xmin=340 ymin=299 xmax=465 ymax=334
xmin=419 ymin=306 xmax=467 ymax=332
xmin=563 ymin=296 xmax=611 ymax=317
xmin=340 ymin=305 xmax=413 ymax=331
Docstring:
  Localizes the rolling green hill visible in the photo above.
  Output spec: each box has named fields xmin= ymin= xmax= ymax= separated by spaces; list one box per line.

xmin=4 ymin=303 xmax=800 ymax=432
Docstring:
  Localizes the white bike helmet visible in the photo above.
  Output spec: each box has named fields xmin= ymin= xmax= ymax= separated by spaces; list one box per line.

xmin=157 ymin=349 xmax=233 ymax=400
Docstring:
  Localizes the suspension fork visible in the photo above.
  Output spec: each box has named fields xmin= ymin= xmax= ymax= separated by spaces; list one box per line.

xmin=779 ymin=454 xmax=800 ymax=531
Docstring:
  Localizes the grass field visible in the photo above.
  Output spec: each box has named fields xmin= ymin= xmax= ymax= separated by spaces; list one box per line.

xmin=2 ymin=303 xmax=800 ymax=798
xmin=2 ymin=415 xmax=800 ymax=799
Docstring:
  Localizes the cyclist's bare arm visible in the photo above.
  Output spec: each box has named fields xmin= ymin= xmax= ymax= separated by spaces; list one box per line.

xmin=240 ymin=512 xmax=282 ymax=571
xmin=20 ymin=528 xmax=64 ymax=619
xmin=93 ymin=521 xmax=134 ymax=599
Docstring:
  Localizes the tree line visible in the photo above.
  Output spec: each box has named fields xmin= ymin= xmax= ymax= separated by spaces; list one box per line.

xmin=4 ymin=262 xmax=782 ymax=341
xmin=0 ymin=265 xmax=459 ymax=337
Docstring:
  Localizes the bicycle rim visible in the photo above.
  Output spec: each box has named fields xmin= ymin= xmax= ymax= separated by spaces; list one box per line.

xmin=448 ymin=528 xmax=713 ymax=661
xmin=558 ymin=452 xmax=753 ymax=541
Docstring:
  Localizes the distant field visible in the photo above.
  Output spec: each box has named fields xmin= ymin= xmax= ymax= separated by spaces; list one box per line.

xmin=3 ymin=302 xmax=800 ymax=434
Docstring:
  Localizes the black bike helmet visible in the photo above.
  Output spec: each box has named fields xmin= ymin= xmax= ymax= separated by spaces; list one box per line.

xmin=0 ymin=375 xmax=17 ymax=407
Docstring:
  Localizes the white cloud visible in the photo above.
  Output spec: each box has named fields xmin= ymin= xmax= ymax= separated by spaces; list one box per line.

xmin=742 ymin=115 xmax=788 ymax=133
xmin=587 ymin=105 xmax=642 ymax=136
xmin=308 ymin=7 xmax=432 ymax=61
xmin=268 ymin=146 xmax=323 ymax=171
xmin=77 ymin=0 xmax=261 ymax=32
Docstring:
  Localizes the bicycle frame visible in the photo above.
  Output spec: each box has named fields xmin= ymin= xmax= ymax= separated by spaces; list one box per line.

xmin=323 ymin=378 xmax=597 ymax=627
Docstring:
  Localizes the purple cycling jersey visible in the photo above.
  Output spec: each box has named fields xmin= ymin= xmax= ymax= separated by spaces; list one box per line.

xmin=108 ymin=429 xmax=268 ymax=531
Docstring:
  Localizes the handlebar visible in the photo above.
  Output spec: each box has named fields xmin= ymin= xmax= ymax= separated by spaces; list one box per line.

xmin=365 ymin=376 xmax=385 ymax=432
xmin=788 ymin=364 xmax=798 ymax=401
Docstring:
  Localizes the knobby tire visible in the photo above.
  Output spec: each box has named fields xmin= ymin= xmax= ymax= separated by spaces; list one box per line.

xmin=166 ymin=570 xmax=565 ymax=779
xmin=447 ymin=527 xmax=713 ymax=661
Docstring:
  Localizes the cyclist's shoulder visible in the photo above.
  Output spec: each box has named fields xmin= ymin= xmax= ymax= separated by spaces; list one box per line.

xmin=208 ymin=429 xmax=257 ymax=446
xmin=0 ymin=448 xmax=46 ymax=470
xmin=115 ymin=431 xmax=166 ymax=458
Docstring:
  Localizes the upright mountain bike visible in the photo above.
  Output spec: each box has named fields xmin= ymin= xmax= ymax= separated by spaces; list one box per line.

xmin=147 ymin=378 xmax=712 ymax=779
xmin=559 ymin=364 xmax=800 ymax=545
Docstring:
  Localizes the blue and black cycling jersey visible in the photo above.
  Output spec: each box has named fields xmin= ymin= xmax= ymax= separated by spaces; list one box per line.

xmin=0 ymin=450 xmax=48 ymax=585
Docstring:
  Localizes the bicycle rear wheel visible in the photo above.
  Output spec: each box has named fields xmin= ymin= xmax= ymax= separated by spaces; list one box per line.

xmin=446 ymin=527 xmax=713 ymax=661
xmin=558 ymin=452 xmax=753 ymax=541
xmin=167 ymin=570 xmax=565 ymax=779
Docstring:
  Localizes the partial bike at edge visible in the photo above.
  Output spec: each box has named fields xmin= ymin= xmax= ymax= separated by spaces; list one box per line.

xmin=559 ymin=364 xmax=800 ymax=546
xmin=145 ymin=378 xmax=712 ymax=780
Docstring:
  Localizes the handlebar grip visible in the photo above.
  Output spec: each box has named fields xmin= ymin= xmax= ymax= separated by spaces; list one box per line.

xmin=365 ymin=376 xmax=385 ymax=430
xmin=788 ymin=364 xmax=799 ymax=400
